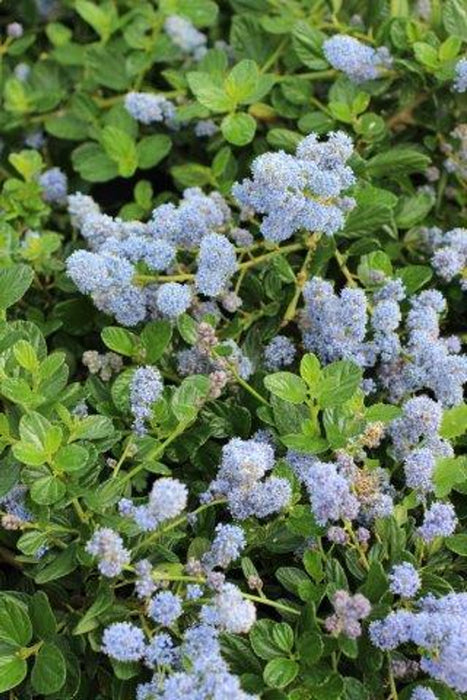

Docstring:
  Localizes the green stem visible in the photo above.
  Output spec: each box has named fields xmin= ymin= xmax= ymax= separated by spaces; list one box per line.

xmin=262 ymin=37 xmax=289 ymax=73
xmin=387 ymin=655 xmax=399 ymax=699
xmin=282 ymin=234 xmax=320 ymax=326
xmin=112 ymin=439 xmax=134 ymax=479
xmin=238 ymin=243 xmax=304 ymax=270
xmin=121 ymin=421 xmax=190 ymax=484
xmin=228 ymin=364 xmax=269 ymax=406
xmin=242 ymin=593 xmax=300 ymax=616
xmin=282 ymin=69 xmax=337 ymax=81
xmin=335 ymin=249 xmax=358 ymax=288
xmin=72 ymin=498 xmax=88 ymax=523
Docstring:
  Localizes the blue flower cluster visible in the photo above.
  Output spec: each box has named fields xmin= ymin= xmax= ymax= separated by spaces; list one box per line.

xmin=301 ymin=277 xmax=369 ymax=365
xmin=124 ymin=92 xmax=176 ymax=125
xmin=389 ymin=562 xmax=421 ymax=598
xmin=301 ymin=279 xmax=467 ymax=407
xmin=389 ymin=396 xmax=445 ymax=459
xmin=201 ymin=582 xmax=256 ymax=634
xmin=442 ymin=124 xmax=467 ymax=179
xmin=288 ymin=451 xmax=393 ymax=526
xmin=232 ymin=131 xmax=356 ymax=241
xmin=264 ymin=335 xmax=296 ymax=370
xmin=411 ymin=688 xmax=438 ymax=700
xmin=102 ymin=622 xmax=146 ymax=662
xmin=135 ymin=623 xmax=256 ymax=699
xmin=323 ymin=35 xmax=393 ymax=83
xmin=430 ymin=228 xmax=467 ymax=291
xmin=370 ymin=592 xmax=467 ymax=692
xmin=325 ymin=589 xmax=371 ymax=638
xmin=453 ymin=57 xmax=467 ymax=93
xmin=130 ymin=366 xmax=163 ymax=435
xmin=202 ymin=523 xmax=246 ymax=570
xmin=119 ymin=477 xmax=187 ymax=531
xmin=164 ymin=15 xmax=207 ymax=60
xmin=38 ymin=167 xmax=68 ymax=204
xmin=66 ymin=188 xmax=238 ymax=326
xmin=418 ymin=502 xmax=458 ymax=542
xmin=204 ymin=437 xmax=292 ymax=519
xmin=195 ymin=233 xmax=237 ymax=297
xmin=149 ymin=591 xmax=183 ymax=627
xmin=85 ymin=528 xmax=131 ymax=577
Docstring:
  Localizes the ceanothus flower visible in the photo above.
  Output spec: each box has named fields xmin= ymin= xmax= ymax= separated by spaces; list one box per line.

xmin=86 ymin=528 xmax=131 ymax=577
xmin=411 ymin=688 xmax=438 ymax=700
xmin=102 ymin=623 xmax=146 ymax=662
xmin=202 ymin=523 xmax=246 ymax=570
xmin=156 ymin=283 xmax=191 ymax=318
xmin=201 ymin=583 xmax=256 ymax=633
xmin=323 ymin=35 xmax=393 ymax=83
xmin=124 ymin=92 xmax=176 ymax=124
xmin=403 ymin=448 xmax=435 ymax=493
xmin=417 ymin=502 xmax=458 ymax=542
xmin=148 ymin=591 xmax=183 ymax=627
xmin=125 ymin=478 xmax=188 ymax=532
xmin=38 ymin=167 xmax=67 ymax=204
xmin=233 ymin=131 xmax=356 ymax=242
xmin=130 ymin=366 xmax=163 ymax=435
xmin=453 ymin=57 xmax=467 ymax=93
xmin=389 ymin=562 xmax=421 ymax=598
xmin=264 ymin=335 xmax=296 ymax=370
xmin=164 ymin=15 xmax=207 ymax=60
xmin=195 ymin=233 xmax=237 ymax=297
xmin=205 ymin=437 xmax=291 ymax=520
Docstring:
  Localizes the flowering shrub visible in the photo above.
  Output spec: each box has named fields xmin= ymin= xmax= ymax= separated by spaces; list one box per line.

xmin=0 ymin=1 xmax=466 ymax=698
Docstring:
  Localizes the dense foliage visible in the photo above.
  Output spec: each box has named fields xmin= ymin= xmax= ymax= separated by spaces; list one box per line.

xmin=0 ymin=0 xmax=466 ymax=698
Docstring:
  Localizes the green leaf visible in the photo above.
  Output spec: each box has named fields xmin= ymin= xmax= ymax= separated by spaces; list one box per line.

xmin=443 ymin=0 xmax=467 ymax=41
xmin=440 ymin=403 xmax=467 ymax=439
xmin=297 ymin=632 xmax=324 ymax=666
xmin=292 ymin=21 xmax=327 ymax=70
xmin=101 ymin=126 xmax=138 ymax=178
xmin=9 ymin=151 xmax=43 ymax=180
xmin=366 ymin=147 xmax=431 ymax=178
xmin=317 ymin=361 xmax=362 ymax=408
xmin=395 ymin=192 xmax=433 ymax=228
xmin=187 ymin=72 xmax=235 ymax=112
xmin=263 ymin=658 xmax=299 ymax=688
xmin=141 ymin=321 xmax=173 ymax=363
xmin=221 ymin=112 xmax=257 ymax=146
xmin=224 ymin=60 xmax=259 ymax=103
xmin=73 ymin=415 xmax=114 ymax=441
xmin=432 ymin=456 xmax=467 ymax=497
xmin=0 ymin=598 xmax=32 ymax=647
xmin=264 ymin=372 xmax=307 ymax=404
xmin=271 ymin=623 xmax=294 ymax=654
xmin=137 ymin=135 xmax=172 ymax=170
xmin=34 ymin=545 xmax=77 ymax=584
xmin=413 ymin=42 xmax=440 ymax=69
xmin=0 ymin=265 xmax=34 ymax=311
xmin=29 ymin=593 xmax=57 ymax=641
xmin=446 ymin=534 xmax=467 ymax=556
xmin=250 ymin=620 xmax=292 ymax=660
xmin=72 ymin=142 xmax=118 ymax=182
xmin=281 ymin=434 xmax=328 ymax=453
xmin=300 ymin=354 xmax=321 ymax=392
xmin=75 ymin=0 xmax=116 ymax=41
xmin=397 ymin=266 xmax=432 ymax=294
xmin=101 ymin=326 xmax=138 ymax=357
xmin=73 ymin=581 xmax=113 ymax=635
xmin=172 ymin=375 xmax=210 ymax=421
xmin=13 ymin=340 xmax=39 ymax=373
xmin=0 ymin=655 xmax=27 ymax=693
xmin=30 ymin=475 xmax=66 ymax=505
xmin=54 ymin=444 xmax=88 ymax=473
xmin=31 ymin=642 xmax=66 ymax=694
